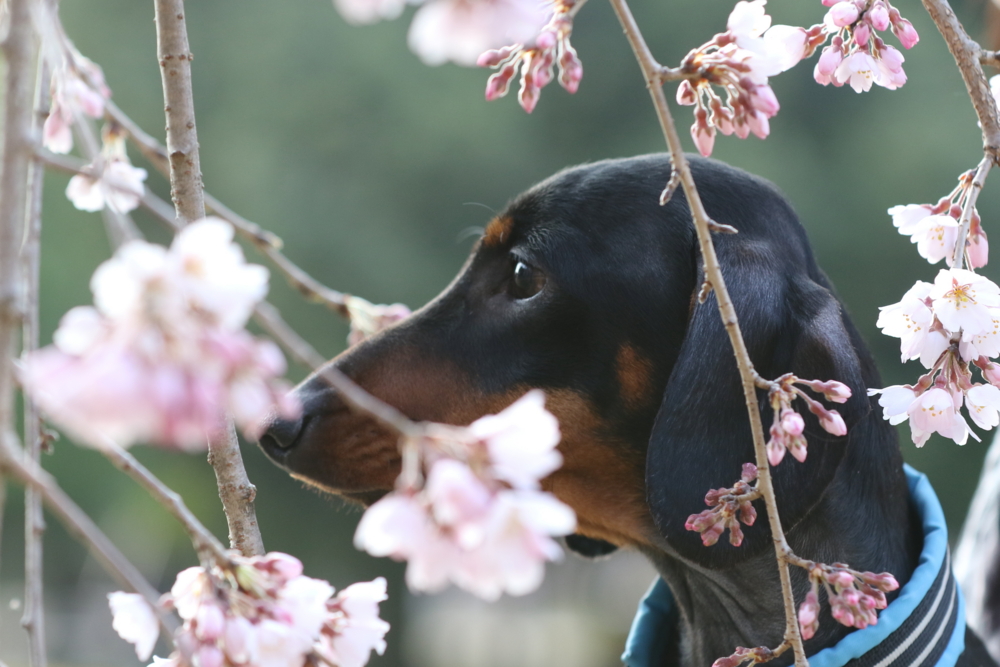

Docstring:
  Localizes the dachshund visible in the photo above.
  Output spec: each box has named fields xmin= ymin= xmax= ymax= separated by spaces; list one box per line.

xmin=258 ymin=154 xmax=996 ymax=667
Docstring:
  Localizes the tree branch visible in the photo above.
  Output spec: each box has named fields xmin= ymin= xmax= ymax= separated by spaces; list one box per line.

xmin=951 ymin=156 xmax=992 ymax=269
xmin=99 ymin=441 xmax=231 ymax=564
xmin=922 ymin=0 xmax=1000 ymax=155
xmin=606 ymin=0 xmax=807 ymax=663
xmin=153 ymin=0 xmax=264 ymax=557
xmin=0 ymin=431 xmax=178 ymax=641
xmin=252 ymin=301 xmax=327 ymax=371
xmin=104 ymin=100 xmax=351 ymax=317
xmin=21 ymin=55 xmax=50 ymax=667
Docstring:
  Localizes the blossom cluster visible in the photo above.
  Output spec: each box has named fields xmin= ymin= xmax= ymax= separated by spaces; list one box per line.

xmin=712 ymin=645 xmax=780 ymax=667
xmin=477 ymin=0 xmax=582 ymax=113
xmin=675 ymin=0 xmax=816 ymax=156
xmin=888 ymin=172 xmax=988 ymax=268
xmin=354 ymin=390 xmax=577 ymax=600
xmin=813 ymin=0 xmax=918 ymax=93
xmin=797 ymin=561 xmax=899 ymax=638
xmin=874 ymin=268 xmax=1000 ymax=446
xmin=685 ymin=463 xmax=759 ymax=547
xmin=44 ymin=55 xmax=110 ymax=155
xmin=20 ymin=218 xmax=298 ymax=450
xmin=765 ymin=375 xmax=850 ymax=467
xmin=66 ymin=125 xmax=148 ymax=215
xmin=108 ymin=552 xmax=389 ymax=667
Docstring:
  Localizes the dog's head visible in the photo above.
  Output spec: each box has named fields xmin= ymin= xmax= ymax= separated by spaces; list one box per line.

xmin=258 ymin=154 xmax=875 ymax=567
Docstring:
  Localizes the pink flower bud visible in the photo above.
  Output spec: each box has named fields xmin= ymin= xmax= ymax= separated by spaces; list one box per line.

xmin=262 ymin=552 xmax=304 ymax=581
xmin=829 ymin=2 xmax=860 ymax=27
xmin=880 ymin=45 xmax=904 ymax=73
xmin=969 ymin=218 xmax=989 ymax=269
xmin=223 ymin=616 xmax=254 ymax=664
xmin=691 ymin=109 xmax=716 ymax=157
xmin=893 ymin=18 xmax=919 ymax=49
xmin=854 ymin=23 xmax=871 ymax=46
xmin=195 ymin=602 xmax=225 ymax=641
xmin=746 ymin=110 xmax=770 ymax=139
xmin=780 ymin=409 xmax=805 ymax=436
xmin=535 ymin=30 xmax=557 ymax=51
xmin=766 ymin=437 xmax=786 ymax=467
xmin=749 ymin=84 xmax=779 ymax=117
xmin=738 ymin=501 xmax=757 ymax=526
xmin=740 ymin=463 xmax=758 ymax=483
xmin=677 ymin=80 xmax=697 ymax=106
xmin=830 ymin=570 xmax=855 ymax=588
xmin=820 ymin=410 xmax=847 ymax=436
xmin=817 ymin=46 xmax=845 ymax=77
xmin=868 ymin=2 xmax=890 ymax=30
xmin=195 ymin=644 xmax=224 ymax=667
xmin=701 ymin=522 xmax=725 ymax=546
xmin=477 ymin=46 xmax=515 ymax=68
xmin=518 ymin=77 xmax=540 ymax=114
xmin=485 ymin=64 xmax=516 ymax=101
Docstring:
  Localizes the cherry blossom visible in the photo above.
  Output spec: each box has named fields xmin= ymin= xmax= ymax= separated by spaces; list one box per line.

xmin=20 ymin=219 xmax=297 ymax=449
xmin=409 ymin=0 xmax=550 ymax=67
xmin=674 ymin=1 xmax=819 ymax=156
xmin=928 ymin=268 xmax=1000 ymax=335
xmin=108 ymin=592 xmax=160 ymax=661
xmin=813 ymin=0 xmax=917 ymax=92
xmin=477 ymin=0 xmax=582 ymax=113
xmin=43 ymin=58 xmax=110 ymax=154
xmin=354 ymin=391 xmax=576 ymax=600
xmin=876 ymin=280 xmax=950 ymax=368
xmin=888 ymin=176 xmax=989 ymax=269
xmin=133 ymin=553 xmax=388 ymax=667
xmin=332 ymin=0 xmax=407 ymax=25
xmin=797 ymin=561 xmax=898 ymax=638
xmin=344 ymin=295 xmax=411 ymax=347
xmin=66 ymin=132 xmax=147 ymax=214
xmin=762 ymin=374 xmax=851 ymax=466
xmin=685 ymin=463 xmax=759 ymax=547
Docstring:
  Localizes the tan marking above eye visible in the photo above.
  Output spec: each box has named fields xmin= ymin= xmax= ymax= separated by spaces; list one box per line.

xmin=482 ymin=215 xmax=514 ymax=248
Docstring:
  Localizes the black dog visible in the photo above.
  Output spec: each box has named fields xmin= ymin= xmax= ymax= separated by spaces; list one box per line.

xmin=259 ymin=155 xmax=995 ymax=667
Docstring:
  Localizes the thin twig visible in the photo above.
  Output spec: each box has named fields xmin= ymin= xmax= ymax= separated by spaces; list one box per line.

xmin=21 ymin=54 xmax=50 ymax=667
xmin=104 ymin=100 xmax=351 ymax=317
xmin=153 ymin=0 xmax=265 ymax=558
xmin=606 ymin=0 xmax=807 ymax=663
xmin=252 ymin=302 xmax=327 ymax=371
xmin=154 ymin=0 xmax=204 ymax=223
xmin=0 ymin=431 xmax=177 ymax=640
xmin=951 ymin=156 xmax=992 ymax=269
xmin=922 ymin=0 xmax=1000 ymax=154
xmin=99 ymin=441 xmax=231 ymax=564
xmin=317 ymin=365 xmax=420 ymax=439
xmin=206 ymin=421 xmax=265 ymax=557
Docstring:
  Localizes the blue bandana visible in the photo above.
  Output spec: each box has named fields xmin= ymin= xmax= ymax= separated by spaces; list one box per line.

xmin=622 ymin=465 xmax=966 ymax=667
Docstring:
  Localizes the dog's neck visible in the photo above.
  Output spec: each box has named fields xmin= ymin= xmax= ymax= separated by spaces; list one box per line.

xmin=637 ymin=416 xmax=922 ymax=667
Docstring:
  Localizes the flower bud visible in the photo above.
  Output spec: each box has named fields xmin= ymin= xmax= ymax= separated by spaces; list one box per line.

xmin=195 ymin=602 xmax=225 ymax=641
xmin=854 ymin=22 xmax=871 ymax=46
xmin=868 ymin=2 xmax=890 ymax=31
xmin=828 ymin=2 xmax=860 ymax=27
xmin=892 ymin=17 xmax=919 ymax=49
xmin=195 ymin=644 xmax=224 ymax=667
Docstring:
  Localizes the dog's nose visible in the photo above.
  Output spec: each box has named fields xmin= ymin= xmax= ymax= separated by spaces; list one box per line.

xmin=259 ymin=413 xmax=304 ymax=452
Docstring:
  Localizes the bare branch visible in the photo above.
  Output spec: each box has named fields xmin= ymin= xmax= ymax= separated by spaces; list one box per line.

xmin=606 ymin=0 xmax=807 ymax=663
xmin=99 ymin=441 xmax=231 ymax=564
xmin=982 ymin=50 xmax=1000 ymax=69
xmin=153 ymin=0 xmax=264 ymax=558
xmin=21 ymin=55 xmax=50 ymax=667
xmin=951 ymin=156 xmax=992 ymax=269
xmin=206 ymin=421 xmax=265 ymax=557
xmin=104 ymin=101 xmax=351 ymax=317
xmin=154 ymin=0 xmax=204 ymax=224
xmin=923 ymin=0 xmax=1000 ymax=155
xmin=0 ymin=431 xmax=178 ymax=641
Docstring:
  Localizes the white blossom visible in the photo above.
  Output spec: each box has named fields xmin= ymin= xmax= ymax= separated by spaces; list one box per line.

xmin=108 ymin=592 xmax=159 ymax=661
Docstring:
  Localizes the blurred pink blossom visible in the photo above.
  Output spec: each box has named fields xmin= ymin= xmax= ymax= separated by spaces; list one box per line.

xmin=43 ymin=59 xmax=110 ymax=154
xmin=354 ymin=390 xmax=576 ymax=600
xmin=344 ymin=295 xmax=411 ymax=347
xmin=108 ymin=592 xmax=159 ymax=661
xmin=66 ymin=134 xmax=148 ymax=214
xmin=20 ymin=219 xmax=296 ymax=449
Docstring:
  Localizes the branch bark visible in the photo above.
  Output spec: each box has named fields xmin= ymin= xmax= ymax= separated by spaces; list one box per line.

xmin=153 ymin=0 xmax=265 ymax=557
xmin=21 ymin=55 xmax=50 ymax=667
xmin=154 ymin=0 xmax=205 ymax=224
xmin=923 ymin=0 xmax=1000 ymax=155
xmin=606 ymin=0 xmax=807 ymax=664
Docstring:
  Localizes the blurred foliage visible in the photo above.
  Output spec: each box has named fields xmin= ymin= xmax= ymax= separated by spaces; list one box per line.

xmin=1 ymin=0 xmax=999 ymax=664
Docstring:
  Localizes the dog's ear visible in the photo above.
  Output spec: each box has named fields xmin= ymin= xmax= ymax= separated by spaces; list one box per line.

xmin=564 ymin=534 xmax=618 ymax=559
xmin=645 ymin=233 xmax=869 ymax=566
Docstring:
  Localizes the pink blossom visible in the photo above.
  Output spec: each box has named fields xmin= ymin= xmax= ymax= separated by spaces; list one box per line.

xmin=876 ymin=281 xmax=949 ymax=368
xmin=345 ymin=295 xmax=412 ymax=347
xmin=44 ymin=65 xmax=109 ymax=154
xmin=871 ymin=385 xmax=916 ymax=426
xmin=834 ymin=51 xmax=879 ymax=93
xmin=19 ymin=219 xmax=294 ymax=449
xmin=685 ymin=463 xmax=758 ymax=547
xmin=816 ymin=45 xmax=845 ymax=77
xmin=409 ymin=0 xmax=550 ymax=66
xmin=868 ymin=1 xmax=890 ymax=31
xmin=908 ymin=387 xmax=969 ymax=447
xmin=66 ymin=158 xmax=147 ymax=214
xmin=928 ymin=268 xmax=1000 ymax=338
xmin=965 ymin=384 xmax=1000 ymax=430
xmin=888 ymin=203 xmax=933 ymax=234
xmin=727 ymin=0 xmax=771 ymax=47
xmin=891 ymin=15 xmax=919 ymax=49
xmin=317 ymin=578 xmax=390 ymax=667
xmin=332 ymin=0 xmax=406 ymax=25
xmin=468 ymin=389 xmax=562 ymax=490
xmin=798 ymin=587 xmax=821 ymax=640
xmin=108 ymin=592 xmax=159 ymax=660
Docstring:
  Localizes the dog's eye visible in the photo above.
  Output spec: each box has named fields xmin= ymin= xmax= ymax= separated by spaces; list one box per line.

xmin=511 ymin=260 xmax=545 ymax=299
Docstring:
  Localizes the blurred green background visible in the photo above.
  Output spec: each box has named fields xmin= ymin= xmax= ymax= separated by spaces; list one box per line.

xmin=2 ymin=0 xmax=999 ymax=664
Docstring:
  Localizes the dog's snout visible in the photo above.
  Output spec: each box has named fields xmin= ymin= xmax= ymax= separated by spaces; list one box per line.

xmin=259 ymin=412 xmax=304 ymax=452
